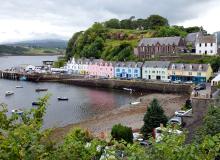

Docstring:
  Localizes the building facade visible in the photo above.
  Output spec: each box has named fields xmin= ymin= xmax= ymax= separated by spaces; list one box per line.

xmin=168 ymin=63 xmax=213 ymax=84
xmin=78 ymin=58 xmax=89 ymax=75
xmin=142 ymin=61 xmax=170 ymax=81
xmin=195 ymin=34 xmax=217 ymax=55
xmin=65 ymin=58 xmax=80 ymax=74
xmin=134 ymin=37 xmax=186 ymax=59
xmin=114 ymin=62 xmax=143 ymax=79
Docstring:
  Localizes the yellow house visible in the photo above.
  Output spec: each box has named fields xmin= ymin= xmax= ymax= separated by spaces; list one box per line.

xmin=168 ymin=63 xmax=213 ymax=83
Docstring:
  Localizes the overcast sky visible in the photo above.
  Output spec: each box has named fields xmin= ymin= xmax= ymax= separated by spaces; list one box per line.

xmin=0 ymin=0 xmax=219 ymax=43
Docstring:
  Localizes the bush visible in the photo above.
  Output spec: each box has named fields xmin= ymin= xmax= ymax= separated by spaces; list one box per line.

xmin=111 ymin=124 xmax=133 ymax=143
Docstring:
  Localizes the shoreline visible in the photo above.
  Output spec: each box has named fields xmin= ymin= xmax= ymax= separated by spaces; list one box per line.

xmin=0 ymin=53 xmax=63 ymax=57
xmin=50 ymin=93 xmax=189 ymax=141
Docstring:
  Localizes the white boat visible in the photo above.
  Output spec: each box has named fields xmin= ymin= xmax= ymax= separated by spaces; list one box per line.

xmin=131 ymin=101 xmax=140 ymax=105
xmin=123 ymin=88 xmax=133 ymax=91
xmin=5 ymin=91 xmax=14 ymax=96
xmin=57 ymin=97 xmax=69 ymax=101
xmin=16 ymin=86 xmax=23 ymax=88
xmin=12 ymin=109 xmax=23 ymax=115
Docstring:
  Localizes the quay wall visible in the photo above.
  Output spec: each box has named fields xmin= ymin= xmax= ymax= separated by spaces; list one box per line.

xmin=62 ymin=79 xmax=192 ymax=94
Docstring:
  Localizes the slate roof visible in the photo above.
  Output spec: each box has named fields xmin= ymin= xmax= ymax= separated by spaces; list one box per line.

xmin=196 ymin=35 xmax=216 ymax=43
xmin=169 ymin=63 xmax=210 ymax=72
xmin=115 ymin=62 xmax=143 ymax=68
xmin=143 ymin=61 xmax=171 ymax=68
xmin=185 ymin=32 xmax=202 ymax=43
xmin=138 ymin=37 xmax=182 ymax=46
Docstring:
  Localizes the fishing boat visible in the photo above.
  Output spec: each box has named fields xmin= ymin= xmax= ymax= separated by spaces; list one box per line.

xmin=35 ymin=88 xmax=48 ymax=92
xmin=12 ymin=109 xmax=23 ymax=115
xmin=57 ymin=97 xmax=69 ymax=101
xmin=16 ymin=86 xmax=23 ymax=88
xmin=32 ymin=102 xmax=41 ymax=106
xmin=5 ymin=91 xmax=14 ymax=96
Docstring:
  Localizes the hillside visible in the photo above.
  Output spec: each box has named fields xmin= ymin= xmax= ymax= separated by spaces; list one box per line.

xmin=66 ymin=15 xmax=202 ymax=61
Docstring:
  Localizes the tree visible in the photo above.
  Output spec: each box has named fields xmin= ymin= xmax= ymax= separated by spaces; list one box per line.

xmin=104 ymin=18 xmax=120 ymax=29
xmin=195 ymin=106 xmax=220 ymax=143
xmin=147 ymin=15 xmax=169 ymax=29
xmin=156 ymin=26 xmax=187 ymax=37
xmin=111 ymin=124 xmax=133 ymax=143
xmin=141 ymin=98 xmax=168 ymax=138
xmin=120 ymin=19 xmax=133 ymax=29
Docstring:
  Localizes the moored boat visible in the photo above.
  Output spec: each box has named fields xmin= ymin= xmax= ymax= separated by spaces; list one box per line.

xmin=5 ymin=91 xmax=14 ymax=96
xmin=35 ymin=88 xmax=48 ymax=92
xmin=12 ymin=109 xmax=23 ymax=115
xmin=32 ymin=102 xmax=41 ymax=106
xmin=57 ymin=97 xmax=69 ymax=101
xmin=19 ymin=76 xmax=27 ymax=81
xmin=130 ymin=101 xmax=140 ymax=105
xmin=16 ymin=86 xmax=23 ymax=88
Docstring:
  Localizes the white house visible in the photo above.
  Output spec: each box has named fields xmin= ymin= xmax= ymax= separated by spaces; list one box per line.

xmin=142 ymin=61 xmax=170 ymax=81
xmin=195 ymin=34 xmax=217 ymax=55
xmin=65 ymin=58 xmax=80 ymax=74
xmin=211 ymin=74 xmax=220 ymax=86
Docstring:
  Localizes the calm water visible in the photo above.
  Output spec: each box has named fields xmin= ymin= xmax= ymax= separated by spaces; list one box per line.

xmin=0 ymin=56 xmax=139 ymax=128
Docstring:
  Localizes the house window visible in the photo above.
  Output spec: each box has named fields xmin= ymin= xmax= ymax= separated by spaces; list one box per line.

xmin=162 ymin=71 xmax=165 ymax=74
xmin=199 ymin=50 xmax=201 ymax=54
xmin=189 ymin=72 xmax=192 ymax=76
xmin=172 ymin=71 xmax=175 ymax=75
xmin=205 ymin=43 xmax=207 ymax=47
xmin=211 ymin=43 xmax=213 ymax=46
xmin=145 ymin=70 xmax=148 ymax=73
xmin=199 ymin=43 xmax=202 ymax=47
xmin=210 ymin=50 xmax=213 ymax=53
xmin=134 ymin=69 xmax=138 ymax=73
xmin=152 ymin=71 xmax=155 ymax=73
xmin=128 ymin=69 xmax=131 ymax=73
xmin=116 ymin=69 xmax=120 ymax=72
xmin=197 ymin=72 xmax=202 ymax=76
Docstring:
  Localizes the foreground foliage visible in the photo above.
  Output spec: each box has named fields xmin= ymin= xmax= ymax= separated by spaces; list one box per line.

xmin=0 ymin=96 xmax=220 ymax=159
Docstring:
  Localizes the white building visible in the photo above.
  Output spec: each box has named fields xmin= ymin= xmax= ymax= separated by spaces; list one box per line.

xmin=65 ymin=58 xmax=80 ymax=74
xmin=195 ymin=34 xmax=218 ymax=55
xmin=25 ymin=65 xmax=35 ymax=72
xmin=211 ymin=74 xmax=220 ymax=86
xmin=142 ymin=61 xmax=170 ymax=81
xmin=77 ymin=58 xmax=90 ymax=75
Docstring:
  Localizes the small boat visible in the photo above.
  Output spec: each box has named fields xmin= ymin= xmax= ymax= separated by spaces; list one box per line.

xmin=57 ymin=97 xmax=69 ymax=101
xmin=12 ymin=109 xmax=23 ymax=115
xmin=32 ymin=102 xmax=41 ymax=106
xmin=5 ymin=91 xmax=14 ymax=96
xmin=16 ymin=86 xmax=23 ymax=88
xmin=123 ymin=88 xmax=133 ymax=91
xmin=35 ymin=88 xmax=48 ymax=92
xmin=130 ymin=101 xmax=140 ymax=105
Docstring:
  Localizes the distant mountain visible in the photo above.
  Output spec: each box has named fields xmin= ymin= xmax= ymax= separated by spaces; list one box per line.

xmin=6 ymin=39 xmax=68 ymax=49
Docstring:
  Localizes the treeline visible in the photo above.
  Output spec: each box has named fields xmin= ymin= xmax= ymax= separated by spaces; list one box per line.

xmin=0 ymin=45 xmax=28 ymax=55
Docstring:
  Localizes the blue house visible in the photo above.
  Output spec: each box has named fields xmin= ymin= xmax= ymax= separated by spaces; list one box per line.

xmin=114 ymin=62 xmax=143 ymax=79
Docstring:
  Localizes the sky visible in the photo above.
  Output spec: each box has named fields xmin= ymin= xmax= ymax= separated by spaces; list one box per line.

xmin=0 ymin=0 xmax=220 ymax=43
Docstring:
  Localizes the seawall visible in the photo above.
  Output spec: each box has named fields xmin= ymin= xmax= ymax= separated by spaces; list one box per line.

xmin=61 ymin=79 xmax=192 ymax=94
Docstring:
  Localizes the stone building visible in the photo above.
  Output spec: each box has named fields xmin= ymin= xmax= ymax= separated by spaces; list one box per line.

xmin=134 ymin=36 xmax=186 ymax=59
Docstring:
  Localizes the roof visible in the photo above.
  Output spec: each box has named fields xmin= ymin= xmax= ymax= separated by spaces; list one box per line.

xmin=211 ymin=74 xmax=220 ymax=82
xmin=169 ymin=63 xmax=210 ymax=72
xmin=143 ymin=61 xmax=171 ymax=68
xmin=138 ymin=37 xmax=182 ymax=46
xmin=185 ymin=32 xmax=202 ymax=43
xmin=115 ymin=61 xmax=143 ymax=68
xmin=196 ymin=35 xmax=216 ymax=43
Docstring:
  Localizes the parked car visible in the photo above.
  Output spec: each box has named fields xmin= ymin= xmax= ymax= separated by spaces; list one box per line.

xmin=184 ymin=81 xmax=193 ymax=84
xmin=163 ymin=79 xmax=171 ymax=83
xmin=175 ymin=110 xmax=186 ymax=116
xmin=194 ymin=83 xmax=206 ymax=90
xmin=172 ymin=80 xmax=181 ymax=84
xmin=168 ymin=116 xmax=182 ymax=126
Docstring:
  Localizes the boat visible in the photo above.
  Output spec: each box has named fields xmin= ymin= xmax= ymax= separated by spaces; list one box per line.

xmin=123 ymin=88 xmax=133 ymax=91
xmin=32 ymin=102 xmax=41 ymax=106
xmin=16 ymin=86 xmax=23 ymax=88
xmin=35 ymin=88 xmax=48 ymax=92
xmin=130 ymin=101 xmax=141 ymax=105
xmin=57 ymin=97 xmax=69 ymax=101
xmin=5 ymin=91 xmax=14 ymax=96
xmin=12 ymin=109 xmax=23 ymax=115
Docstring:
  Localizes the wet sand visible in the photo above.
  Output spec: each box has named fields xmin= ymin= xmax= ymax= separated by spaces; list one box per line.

xmin=51 ymin=93 xmax=188 ymax=141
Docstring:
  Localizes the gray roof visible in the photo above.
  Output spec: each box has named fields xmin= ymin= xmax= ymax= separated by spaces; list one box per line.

xmin=138 ymin=37 xmax=182 ymax=46
xmin=115 ymin=61 xmax=143 ymax=68
xmin=169 ymin=63 xmax=210 ymax=72
xmin=196 ymin=35 xmax=216 ymax=43
xmin=143 ymin=61 xmax=171 ymax=68
xmin=185 ymin=32 xmax=202 ymax=43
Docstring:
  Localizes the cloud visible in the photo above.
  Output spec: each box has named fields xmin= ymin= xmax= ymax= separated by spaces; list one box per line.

xmin=0 ymin=0 xmax=219 ymax=43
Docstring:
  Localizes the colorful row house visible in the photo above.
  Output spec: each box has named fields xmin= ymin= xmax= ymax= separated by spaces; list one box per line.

xmin=114 ymin=62 xmax=143 ymax=79
xmin=168 ymin=63 xmax=213 ymax=84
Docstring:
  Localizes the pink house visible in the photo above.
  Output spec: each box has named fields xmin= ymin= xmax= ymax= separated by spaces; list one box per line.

xmin=88 ymin=59 xmax=115 ymax=78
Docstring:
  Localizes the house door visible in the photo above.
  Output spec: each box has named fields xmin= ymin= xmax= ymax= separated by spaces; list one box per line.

xmin=156 ymin=76 xmax=161 ymax=80
xmin=148 ymin=75 xmax=151 ymax=80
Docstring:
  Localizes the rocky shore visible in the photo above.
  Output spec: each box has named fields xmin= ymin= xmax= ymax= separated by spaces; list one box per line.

xmin=51 ymin=93 xmax=189 ymax=141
